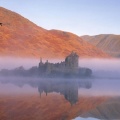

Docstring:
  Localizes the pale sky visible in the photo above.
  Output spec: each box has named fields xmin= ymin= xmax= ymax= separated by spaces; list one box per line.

xmin=0 ymin=0 xmax=120 ymax=36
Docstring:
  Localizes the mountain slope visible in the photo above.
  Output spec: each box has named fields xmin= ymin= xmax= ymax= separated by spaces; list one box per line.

xmin=81 ymin=34 xmax=120 ymax=57
xmin=0 ymin=7 xmax=109 ymax=59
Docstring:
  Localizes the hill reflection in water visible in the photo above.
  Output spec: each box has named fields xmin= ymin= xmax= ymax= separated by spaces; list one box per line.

xmin=1 ymin=77 xmax=120 ymax=120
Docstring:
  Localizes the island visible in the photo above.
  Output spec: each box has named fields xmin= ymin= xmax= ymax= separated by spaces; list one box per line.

xmin=0 ymin=52 xmax=92 ymax=78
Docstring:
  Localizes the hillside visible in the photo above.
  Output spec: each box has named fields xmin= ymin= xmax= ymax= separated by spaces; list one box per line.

xmin=0 ymin=7 xmax=109 ymax=59
xmin=81 ymin=34 xmax=120 ymax=57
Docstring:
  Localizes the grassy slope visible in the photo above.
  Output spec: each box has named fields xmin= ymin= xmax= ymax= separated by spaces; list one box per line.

xmin=0 ymin=7 xmax=109 ymax=59
xmin=81 ymin=34 xmax=120 ymax=57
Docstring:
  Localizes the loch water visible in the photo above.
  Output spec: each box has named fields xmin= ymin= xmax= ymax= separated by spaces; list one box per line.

xmin=0 ymin=77 xmax=120 ymax=120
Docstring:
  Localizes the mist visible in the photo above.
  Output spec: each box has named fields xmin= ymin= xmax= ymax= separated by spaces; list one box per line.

xmin=0 ymin=56 xmax=120 ymax=97
xmin=79 ymin=58 xmax=120 ymax=71
xmin=79 ymin=58 xmax=120 ymax=78
xmin=0 ymin=57 xmax=120 ymax=78
xmin=1 ymin=77 xmax=120 ymax=97
xmin=0 ymin=56 xmax=39 ymax=70
xmin=79 ymin=78 xmax=120 ymax=96
xmin=0 ymin=56 xmax=64 ymax=70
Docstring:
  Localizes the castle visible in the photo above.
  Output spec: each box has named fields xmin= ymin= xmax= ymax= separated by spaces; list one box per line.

xmin=38 ymin=51 xmax=92 ymax=77
xmin=0 ymin=52 xmax=92 ymax=77
xmin=38 ymin=51 xmax=80 ymax=77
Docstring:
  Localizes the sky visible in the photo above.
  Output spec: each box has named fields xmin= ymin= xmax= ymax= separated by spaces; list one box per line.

xmin=0 ymin=0 xmax=120 ymax=36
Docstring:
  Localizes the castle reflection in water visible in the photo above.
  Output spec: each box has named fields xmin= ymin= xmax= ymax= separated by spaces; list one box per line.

xmin=38 ymin=79 xmax=92 ymax=105
xmin=0 ymin=78 xmax=92 ymax=105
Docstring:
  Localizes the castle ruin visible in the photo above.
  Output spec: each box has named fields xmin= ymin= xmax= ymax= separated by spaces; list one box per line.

xmin=0 ymin=51 xmax=92 ymax=77
xmin=38 ymin=51 xmax=80 ymax=77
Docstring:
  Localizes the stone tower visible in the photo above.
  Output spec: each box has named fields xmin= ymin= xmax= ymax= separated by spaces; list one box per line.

xmin=65 ymin=51 xmax=79 ymax=71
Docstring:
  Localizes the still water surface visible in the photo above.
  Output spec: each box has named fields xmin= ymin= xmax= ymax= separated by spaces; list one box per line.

xmin=0 ymin=77 xmax=120 ymax=120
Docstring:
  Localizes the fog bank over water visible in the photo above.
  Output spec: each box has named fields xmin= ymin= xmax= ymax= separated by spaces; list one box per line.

xmin=0 ymin=57 xmax=120 ymax=78
xmin=0 ymin=57 xmax=64 ymax=70
xmin=79 ymin=58 xmax=120 ymax=71
xmin=1 ymin=77 xmax=120 ymax=98
xmin=79 ymin=58 xmax=120 ymax=78
xmin=79 ymin=78 xmax=120 ymax=96
xmin=0 ymin=57 xmax=40 ymax=70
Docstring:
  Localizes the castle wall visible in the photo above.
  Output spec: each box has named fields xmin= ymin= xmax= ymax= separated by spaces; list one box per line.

xmin=38 ymin=52 xmax=79 ymax=75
